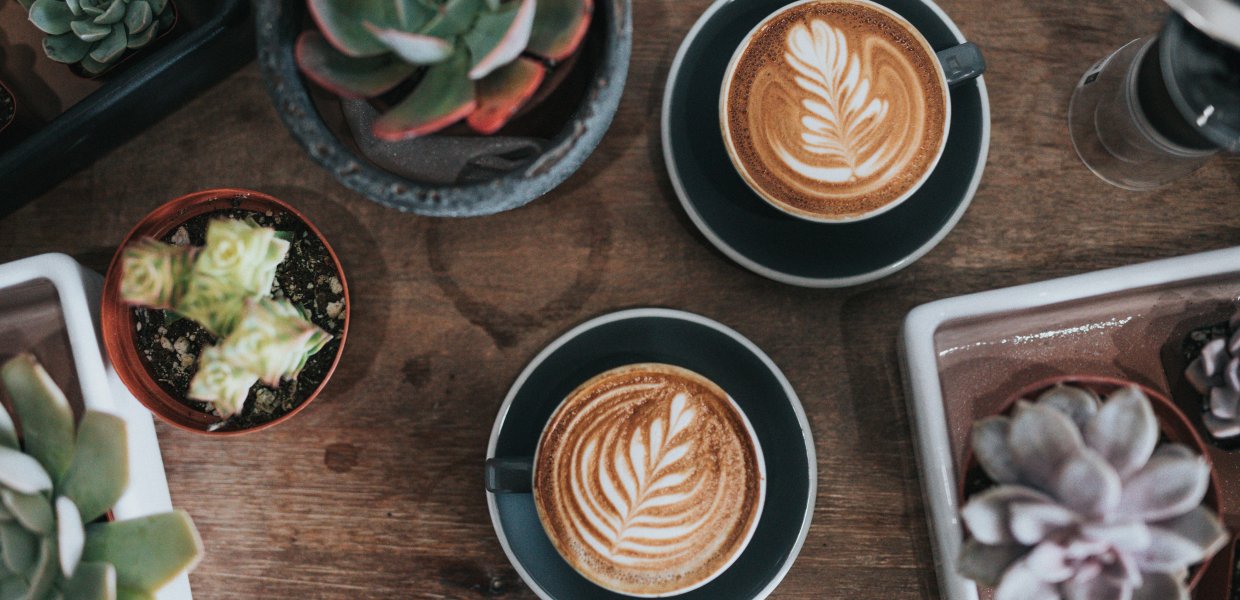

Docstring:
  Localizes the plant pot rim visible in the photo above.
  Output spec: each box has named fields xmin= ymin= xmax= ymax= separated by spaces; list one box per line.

xmin=959 ymin=374 xmax=1225 ymax=593
xmin=254 ymin=0 xmax=633 ymax=218
xmin=0 ymin=79 xmax=14 ymax=136
xmin=100 ymin=188 xmax=351 ymax=436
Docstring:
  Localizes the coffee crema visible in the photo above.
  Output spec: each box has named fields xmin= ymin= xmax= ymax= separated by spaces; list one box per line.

xmin=533 ymin=364 xmax=764 ymax=596
xmin=722 ymin=0 xmax=948 ymax=219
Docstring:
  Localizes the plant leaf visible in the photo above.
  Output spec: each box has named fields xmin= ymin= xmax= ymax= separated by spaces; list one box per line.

xmin=373 ymin=49 xmax=476 ymax=140
xmin=1 ymin=490 xmax=53 ymax=534
xmin=28 ymin=0 xmax=74 ymax=35
xmin=61 ymin=411 xmax=128 ymax=523
xmin=83 ymin=511 xmax=203 ymax=593
xmin=0 ymin=522 xmax=37 ymax=574
xmin=393 ymin=0 xmax=436 ymax=29
xmin=1084 ymin=385 xmax=1158 ymax=478
xmin=56 ymin=497 xmax=84 ymax=577
xmin=468 ymin=56 xmax=545 ymax=133
xmin=0 ymin=447 xmax=53 ymax=495
xmin=363 ymin=23 xmax=453 ymax=64
xmin=25 ymin=536 xmax=57 ymax=600
xmin=0 ymin=402 xmax=15 ymax=450
xmin=297 ymin=30 xmax=418 ymax=98
xmin=463 ymin=0 xmax=535 ymax=79
xmin=0 ymin=576 xmax=28 ymax=600
xmin=124 ymin=0 xmax=152 ymax=35
xmin=1007 ymin=402 xmax=1083 ymax=492
xmin=0 ymin=354 xmax=74 ymax=483
xmin=421 ymin=0 xmax=484 ymax=38
xmin=89 ymin=23 xmax=127 ymax=64
xmin=1119 ymin=452 xmax=1210 ymax=522
xmin=971 ymin=416 xmax=1019 ymax=484
xmin=93 ymin=0 xmax=125 ymax=25
xmin=43 ymin=32 xmax=91 ymax=63
xmin=63 ymin=562 xmax=116 ymax=600
xmin=527 ymin=0 xmax=591 ymax=62
xmin=307 ymin=0 xmax=400 ymax=57
xmin=71 ymin=18 xmax=111 ymax=41
xmin=126 ymin=20 xmax=158 ymax=48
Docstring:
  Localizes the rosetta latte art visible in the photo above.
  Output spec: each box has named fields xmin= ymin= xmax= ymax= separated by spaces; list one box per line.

xmin=534 ymin=364 xmax=763 ymax=595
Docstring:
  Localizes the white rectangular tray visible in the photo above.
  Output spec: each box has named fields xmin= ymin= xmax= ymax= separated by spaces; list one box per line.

xmin=0 ymin=253 xmax=191 ymax=600
xmin=901 ymin=246 xmax=1240 ymax=600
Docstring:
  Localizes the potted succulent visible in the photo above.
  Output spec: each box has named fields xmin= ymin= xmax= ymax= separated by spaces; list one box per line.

xmin=20 ymin=0 xmax=177 ymax=77
xmin=958 ymin=377 xmax=1230 ymax=599
xmin=255 ymin=0 xmax=632 ymax=216
xmin=0 ymin=352 xmax=202 ymax=598
xmin=1178 ymin=304 xmax=1240 ymax=446
xmin=101 ymin=189 xmax=350 ymax=435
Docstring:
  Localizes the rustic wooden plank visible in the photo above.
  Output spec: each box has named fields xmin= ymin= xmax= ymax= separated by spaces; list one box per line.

xmin=1 ymin=0 xmax=1238 ymax=596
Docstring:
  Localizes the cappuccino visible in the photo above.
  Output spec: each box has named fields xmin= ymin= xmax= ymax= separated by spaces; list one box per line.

xmin=533 ymin=364 xmax=765 ymax=596
xmin=722 ymin=0 xmax=949 ymax=221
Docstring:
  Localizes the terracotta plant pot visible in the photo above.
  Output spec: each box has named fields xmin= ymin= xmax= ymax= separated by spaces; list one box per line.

xmin=101 ymin=188 xmax=350 ymax=435
xmin=959 ymin=375 xmax=1226 ymax=594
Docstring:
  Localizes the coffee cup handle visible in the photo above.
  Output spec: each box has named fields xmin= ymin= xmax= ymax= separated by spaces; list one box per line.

xmin=485 ymin=457 xmax=534 ymax=493
xmin=937 ymin=42 xmax=986 ymax=87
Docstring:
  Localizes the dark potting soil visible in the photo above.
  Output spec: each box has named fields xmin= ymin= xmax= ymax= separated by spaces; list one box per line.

xmin=0 ymin=89 xmax=13 ymax=127
xmin=131 ymin=208 xmax=345 ymax=431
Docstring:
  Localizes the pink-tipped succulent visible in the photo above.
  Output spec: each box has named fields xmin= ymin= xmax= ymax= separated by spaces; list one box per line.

xmin=296 ymin=0 xmax=592 ymax=140
xmin=1186 ymin=305 xmax=1240 ymax=440
xmin=959 ymin=384 xmax=1229 ymax=600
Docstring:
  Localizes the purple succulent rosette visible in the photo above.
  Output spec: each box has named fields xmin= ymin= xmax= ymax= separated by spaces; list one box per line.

xmin=119 ymin=238 xmax=196 ymax=310
xmin=959 ymin=384 xmax=1227 ymax=600
xmin=1185 ymin=306 xmax=1240 ymax=441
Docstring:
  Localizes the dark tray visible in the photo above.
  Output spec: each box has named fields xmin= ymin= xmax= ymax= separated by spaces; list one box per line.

xmin=0 ymin=0 xmax=254 ymax=214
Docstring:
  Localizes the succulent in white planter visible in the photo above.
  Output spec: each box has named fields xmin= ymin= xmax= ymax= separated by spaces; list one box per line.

xmin=959 ymin=383 xmax=1229 ymax=600
xmin=0 ymin=353 xmax=202 ymax=598
xmin=120 ymin=218 xmax=332 ymax=418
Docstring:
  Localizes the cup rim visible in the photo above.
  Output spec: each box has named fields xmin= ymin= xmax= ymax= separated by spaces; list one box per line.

xmin=718 ymin=0 xmax=954 ymax=224
xmin=530 ymin=361 xmax=768 ymax=597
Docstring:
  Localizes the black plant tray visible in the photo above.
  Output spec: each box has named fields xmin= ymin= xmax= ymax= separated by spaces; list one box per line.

xmin=0 ymin=0 xmax=253 ymax=214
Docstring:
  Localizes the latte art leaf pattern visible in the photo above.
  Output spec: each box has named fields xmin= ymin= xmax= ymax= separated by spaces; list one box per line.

xmin=781 ymin=19 xmax=896 ymax=183
xmin=534 ymin=364 xmax=763 ymax=595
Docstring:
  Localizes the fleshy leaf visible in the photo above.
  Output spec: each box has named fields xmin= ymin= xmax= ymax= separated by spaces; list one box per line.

xmin=119 ymin=239 xmax=196 ymax=310
xmin=394 ymin=0 xmax=437 ymax=29
xmin=0 ymin=447 xmax=52 ymax=495
xmin=26 ymin=537 xmax=56 ymax=600
xmin=1008 ymin=501 xmax=1076 ymax=546
xmin=1079 ymin=521 xmax=1152 ymax=553
xmin=1 ymin=354 xmax=75 ymax=482
xmin=83 ymin=511 xmax=203 ymax=593
xmin=2 ymin=490 xmax=53 ymax=534
xmin=0 ymin=523 xmax=37 ymax=574
xmin=62 ymin=562 xmax=117 ymax=600
xmin=960 ymin=485 xmax=1051 ymax=545
xmin=463 ymin=0 xmax=535 ymax=79
xmin=296 ymin=30 xmax=416 ymax=98
xmin=468 ymin=56 xmax=545 ymax=134
xmin=57 ymin=497 xmax=84 ymax=577
xmin=1035 ymin=384 xmax=1099 ymax=430
xmin=1008 ymin=402 xmax=1083 ymax=491
xmin=1142 ymin=506 xmax=1228 ymax=570
xmin=1084 ymin=386 xmax=1158 ymax=479
xmin=526 ymin=0 xmax=591 ymax=62
xmin=421 ymin=0 xmax=484 ymax=37
xmin=43 ymin=32 xmax=91 ymax=64
xmin=1132 ymin=572 xmax=1190 ymax=600
xmin=124 ymin=0 xmax=152 ymax=35
xmin=957 ymin=539 xmax=1024 ymax=587
xmin=0 ymin=403 xmax=15 ymax=449
xmin=1059 ymin=575 xmax=1133 ymax=600
xmin=1053 ymin=449 xmax=1121 ymax=518
xmin=214 ymin=298 xmax=333 ymax=388
xmin=71 ymin=18 xmax=111 ymax=42
xmin=61 ymin=411 xmax=129 ymax=523
xmin=1119 ymin=452 xmax=1210 ymax=522
xmin=993 ymin=561 xmax=1058 ymax=600
xmin=93 ymin=0 xmax=125 ymax=25
xmin=28 ymin=0 xmax=74 ymax=35
xmin=126 ymin=19 xmax=158 ymax=48
xmin=307 ymin=0 xmax=399 ymax=57
xmin=374 ymin=48 xmax=476 ymax=140
xmin=363 ymin=24 xmax=453 ymax=64
xmin=0 ymin=576 xmax=28 ymax=600
xmin=971 ymin=416 xmax=1019 ymax=484
xmin=1023 ymin=542 xmax=1073 ymax=583
xmin=90 ymin=24 xmax=128 ymax=66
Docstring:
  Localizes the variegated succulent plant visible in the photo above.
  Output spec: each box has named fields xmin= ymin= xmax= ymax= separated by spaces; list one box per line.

xmin=22 ymin=0 xmax=174 ymax=76
xmin=1186 ymin=305 xmax=1240 ymax=441
xmin=296 ymin=0 xmax=593 ymax=140
xmin=959 ymin=384 xmax=1229 ymax=600
xmin=0 ymin=353 xmax=202 ymax=599
xmin=120 ymin=218 xmax=332 ymax=418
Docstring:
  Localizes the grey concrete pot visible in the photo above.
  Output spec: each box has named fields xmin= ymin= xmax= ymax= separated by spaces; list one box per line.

xmin=255 ymin=0 xmax=632 ymax=217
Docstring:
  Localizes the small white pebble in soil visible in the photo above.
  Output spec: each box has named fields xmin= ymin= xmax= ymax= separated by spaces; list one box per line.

xmin=157 ymin=326 xmax=167 ymax=335
xmin=328 ymin=277 xmax=342 ymax=294
xmin=159 ymin=337 xmax=174 ymax=351
xmin=135 ymin=322 xmax=142 ymax=332
xmin=170 ymin=227 xmax=191 ymax=247
xmin=307 ymin=283 xmax=314 ymax=290
xmin=326 ymin=301 xmax=344 ymax=320
xmin=179 ymin=354 xmax=195 ymax=369
xmin=173 ymin=337 xmax=190 ymax=354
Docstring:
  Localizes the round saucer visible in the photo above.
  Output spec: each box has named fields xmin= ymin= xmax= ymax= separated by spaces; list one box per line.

xmin=661 ymin=0 xmax=990 ymax=288
xmin=486 ymin=308 xmax=816 ymax=599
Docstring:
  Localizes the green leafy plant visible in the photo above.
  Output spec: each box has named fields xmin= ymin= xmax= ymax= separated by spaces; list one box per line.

xmin=296 ymin=0 xmax=593 ymax=140
xmin=21 ymin=0 xmax=175 ymax=76
xmin=120 ymin=219 xmax=332 ymax=418
xmin=0 ymin=353 xmax=202 ymax=599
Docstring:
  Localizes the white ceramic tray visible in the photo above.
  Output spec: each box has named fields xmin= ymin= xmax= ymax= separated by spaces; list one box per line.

xmin=0 ymin=253 xmax=191 ymax=600
xmin=901 ymin=246 xmax=1240 ymax=600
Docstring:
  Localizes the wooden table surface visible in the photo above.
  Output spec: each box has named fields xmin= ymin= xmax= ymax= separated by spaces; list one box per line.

xmin=2 ymin=0 xmax=1239 ymax=596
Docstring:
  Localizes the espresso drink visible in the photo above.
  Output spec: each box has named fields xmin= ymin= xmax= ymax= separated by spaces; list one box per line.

xmin=534 ymin=364 xmax=764 ymax=595
xmin=722 ymin=0 xmax=948 ymax=220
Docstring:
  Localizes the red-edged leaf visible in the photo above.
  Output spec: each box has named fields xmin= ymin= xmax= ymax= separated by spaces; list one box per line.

xmin=463 ymin=0 xmax=535 ymax=80
xmin=468 ymin=57 xmax=545 ymax=133
xmin=374 ymin=50 xmax=476 ymax=140
xmin=527 ymin=0 xmax=591 ymax=62
xmin=308 ymin=0 xmax=399 ymax=57
xmin=363 ymin=23 xmax=453 ymax=64
xmin=297 ymin=30 xmax=417 ymax=98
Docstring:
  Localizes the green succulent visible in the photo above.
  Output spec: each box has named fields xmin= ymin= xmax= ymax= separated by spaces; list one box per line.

xmin=297 ymin=0 xmax=593 ymax=140
xmin=21 ymin=0 xmax=174 ymax=76
xmin=0 ymin=353 xmax=203 ymax=599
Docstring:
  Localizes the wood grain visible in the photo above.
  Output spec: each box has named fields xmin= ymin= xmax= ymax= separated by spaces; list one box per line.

xmin=2 ymin=0 xmax=1239 ymax=597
